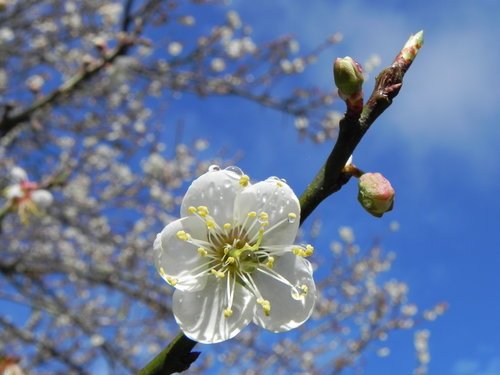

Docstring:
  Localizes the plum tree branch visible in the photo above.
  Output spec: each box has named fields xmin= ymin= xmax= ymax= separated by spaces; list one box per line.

xmin=0 ymin=0 xmax=140 ymax=139
xmin=136 ymin=31 xmax=424 ymax=375
xmin=300 ymin=31 xmax=423 ymax=224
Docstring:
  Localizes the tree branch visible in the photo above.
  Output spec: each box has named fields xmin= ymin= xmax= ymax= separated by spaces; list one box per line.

xmin=136 ymin=30 xmax=424 ymax=375
xmin=300 ymin=31 xmax=423 ymax=224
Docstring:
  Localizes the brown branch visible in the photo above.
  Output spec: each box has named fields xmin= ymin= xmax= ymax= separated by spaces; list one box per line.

xmin=299 ymin=31 xmax=424 ymax=224
xmin=0 ymin=39 xmax=133 ymax=139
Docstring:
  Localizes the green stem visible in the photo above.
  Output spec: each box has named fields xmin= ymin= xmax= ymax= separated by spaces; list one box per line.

xmin=137 ymin=332 xmax=198 ymax=375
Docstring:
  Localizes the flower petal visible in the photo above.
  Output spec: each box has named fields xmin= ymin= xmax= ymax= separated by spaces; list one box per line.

xmin=4 ymin=184 xmax=23 ymax=200
xmin=173 ymin=278 xmax=254 ymax=343
xmin=252 ymin=252 xmax=316 ymax=332
xmin=234 ymin=177 xmax=300 ymax=245
xmin=154 ymin=216 xmax=210 ymax=292
xmin=180 ymin=169 xmax=247 ymax=224
xmin=10 ymin=167 xmax=28 ymax=183
xmin=31 ymin=190 xmax=53 ymax=208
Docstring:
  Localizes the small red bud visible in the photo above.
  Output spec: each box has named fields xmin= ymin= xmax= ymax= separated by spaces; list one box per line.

xmin=358 ymin=173 xmax=395 ymax=217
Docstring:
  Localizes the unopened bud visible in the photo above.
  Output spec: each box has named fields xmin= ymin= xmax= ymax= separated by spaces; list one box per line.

xmin=400 ymin=30 xmax=424 ymax=62
xmin=31 ymin=190 xmax=54 ymax=209
xmin=333 ymin=56 xmax=364 ymax=96
xmin=358 ymin=173 xmax=395 ymax=217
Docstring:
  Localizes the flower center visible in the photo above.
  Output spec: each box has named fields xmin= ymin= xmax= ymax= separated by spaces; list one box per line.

xmin=170 ymin=203 xmax=312 ymax=319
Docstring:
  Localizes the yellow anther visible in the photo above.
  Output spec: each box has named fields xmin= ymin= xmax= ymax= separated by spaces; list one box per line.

xmin=257 ymin=298 xmax=271 ymax=316
xmin=259 ymin=212 xmax=269 ymax=227
xmin=292 ymin=284 xmax=309 ymax=300
xmin=292 ymin=245 xmax=313 ymax=257
xmin=211 ymin=269 xmax=225 ymax=278
xmin=239 ymin=174 xmax=250 ymax=187
xmin=248 ymin=211 xmax=257 ymax=218
xmin=223 ymin=222 xmax=232 ymax=230
xmin=224 ymin=308 xmax=233 ymax=318
xmin=276 ymin=181 xmax=283 ymax=187
xmin=197 ymin=206 xmax=209 ymax=217
xmin=226 ymin=256 xmax=235 ymax=264
xmin=206 ymin=220 xmax=216 ymax=230
xmin=288 ymin=212 xmax=297 ymax=220
xmin=300 ymin=284 xmax=309 ymax=294
xmin=159 ymin=267 xmax=167 ymax=278
xmin=305 ymin=244 xmax=314 ymax=256
xmin=223 ymin=244 xmax=231 ymax=254
xmin=197 ymin=247 xmax=208 ymax=257
xmin=188 ymin=206 xmax=197 ymax=214
xmin=176 ymin=230 xmax=190 ymax=241
xmin=165 ymin=276 xmax=178 ymax=286
xmin=266 ymin=256 xmax=275 ymax=268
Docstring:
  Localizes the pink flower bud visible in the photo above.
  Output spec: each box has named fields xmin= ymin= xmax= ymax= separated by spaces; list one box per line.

xmin=358 ymin=173 xmax=395 ymax=217
xmin=333 ymin=56 xmax=364 ymax=96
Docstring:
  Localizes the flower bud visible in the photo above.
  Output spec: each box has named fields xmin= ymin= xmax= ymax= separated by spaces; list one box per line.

xmin=333 ymin=56 xmax=364 ymax=96
xmin=31 ymin=190 xmax=54 ymax=209
xmin=400 ymin=30 xmax=424 ymax=62
xmin=358 ymin=173 xmax=395 ymax=217
xmin=10 ymin=166 xmax=27 ymax=182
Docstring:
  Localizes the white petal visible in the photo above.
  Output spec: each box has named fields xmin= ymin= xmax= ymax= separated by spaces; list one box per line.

xmin=10 ymin=167 xmax=28 ymax=182
xmin=31 ymin=190 xmax=53 ymax=208
xmin=180 ymin=169 xmax=247 ymax=224
xmin=154 ymin=216 xmax=209 ymax=292
xmin=234 ymin=178 xmax=300 ymax=245
xmin=252 ymin=253 xmax=316 ymax=332
xmin=173 ymin=278 xmax=254 ymax=343
xmin=4 ymin=184 xmax=23 ymax=200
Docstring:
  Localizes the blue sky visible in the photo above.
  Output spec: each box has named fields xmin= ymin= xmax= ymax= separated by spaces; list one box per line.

xmin=179 ymin=0 xmax=500 ymax=374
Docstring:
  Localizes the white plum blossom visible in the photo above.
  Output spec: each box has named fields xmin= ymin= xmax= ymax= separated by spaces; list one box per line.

xmin=3 ymin=166 xmax=53 ymax=223
xmin=154 ymin=166 xmax=317 ymax=343
xmin=168 ymin=41 xmax=183 ymax=56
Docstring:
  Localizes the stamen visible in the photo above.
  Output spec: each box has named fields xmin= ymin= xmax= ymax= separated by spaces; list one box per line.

xmin=239 ymin=175 xmax=250 ymax=187
xmin=197 ymin=206 xmax=209 ymax=217
xmin=305 ymin=244 xmax=314 ymax=256
xmin=165 ymin=276 xmax=177 ymax=286
xmin=291 ymin=284 xmax=309 ymax=300
xmin=176 ymin=230 xmax=190 ymax=241
xmin=211 ymin=269 xmax=225 ymax=278
xmin=259 ymin=212 xmax=269 ymax=226
xmin=158 ymin=267 xmax=167 ymax=278
xmin=237 ymin=211 xmax=257 ymax=238
xmin=223 ymin=308 xmax=233 ymax=317
xmin=292 ymin=244 xmax=314 ymax=257
xmin=206 ymin=219 xmax=216 ymax=230
xmin=197 ymin=247 xmax=208 ymax=257
xmin=256 ymin=265 xmax=296 ymax=290
xmin=257 ymin=298 xmax=271 ymax=316
xmin=265 ymin=256 xmax=275 ymax=268
xmin=188 ymin=206 xmax=197 ymax=214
